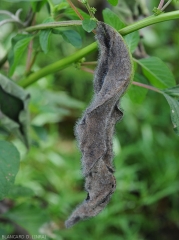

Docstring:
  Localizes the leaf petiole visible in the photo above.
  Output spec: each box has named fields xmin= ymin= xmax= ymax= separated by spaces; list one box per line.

xmin=132 ymin=81 xmax=161 ymax=93
xmin=66 ymin=0 xmax=84 ymax=20
xmin=161 ymin=0 xmax=173 ymax=11
xmin=158 ymin=0 xmax=165 ymax=9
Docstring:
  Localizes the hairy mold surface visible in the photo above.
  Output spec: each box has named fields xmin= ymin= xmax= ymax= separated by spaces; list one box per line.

xmin=65 ymin=22 xmax=133 ymax=228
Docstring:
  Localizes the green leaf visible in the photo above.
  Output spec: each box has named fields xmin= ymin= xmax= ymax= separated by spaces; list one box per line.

xmin=52 ymin=29 xmax=82 ymax=48
xmin=0 ymin=74 xmax=30 ymax=147
xmin=142 ymin=183 xmax=179 ymax=205
xmin=107 ymin=0 xmax=119 ymax=6
xmin=138 ymin=57 xmax=176 ymax=89
xmin=3 ymin=203 xmax=50 ymax=235
xmin=7 ymin=185 xmax=34 ymax=199
xmin=53 ymin=2 xmax=69 ymax=12
xmin=127 ymin=74 xmax=148 ymax=104
xmin=29 ymin=87 xmax=84 ymax=126
xmin=39 ymin=29 xmax=52 ymax=53
xmin=8 ymin=34 xmax=33 ymax=76
xmin=62 ymin=30 xmax=82 ymax=48
xmin=102 ymin=8 xmax=126 ymax=31
xmin=32 ymin=125 xmax=48 ymax=142
xmin=31 ymin=0 xmax=47 ymax=12
xmin=82 ymin=19 xmax=97 ymax=33
xmin=124 ymin=31 xmax=140 ymax=53
xmin=3 ymin=0 xmax=42 ymax=1
xmin=162 ymin=85 xmax=179 ymax=97
xmin=39 ymin=18 xmax=54 ymax=53
xmin=0 ymin=140 xmax=20 ymax=200
xmin=64 ymin=7 xmax=90 ymax=20
xmin=162 ymin=85 xmax=179 ymax=135
xmin=0 ymin=223 xmax=14 ymax=236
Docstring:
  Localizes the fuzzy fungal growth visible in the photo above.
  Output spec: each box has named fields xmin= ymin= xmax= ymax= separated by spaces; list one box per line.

xmin=65 ymin=21 xmax=133 ymax=228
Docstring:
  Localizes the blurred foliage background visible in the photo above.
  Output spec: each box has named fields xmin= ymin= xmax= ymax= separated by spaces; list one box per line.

xmin=0 ymin=0 xmax=179 ymax=239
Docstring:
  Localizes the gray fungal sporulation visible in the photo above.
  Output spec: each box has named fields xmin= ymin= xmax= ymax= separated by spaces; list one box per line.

xmin=65 ymin=22 xmax=133 ymax=228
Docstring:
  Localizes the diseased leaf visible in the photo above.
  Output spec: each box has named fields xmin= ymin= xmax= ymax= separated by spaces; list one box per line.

xmin=0 ymin=140 xmax=20 ymax=200
xmin=124 ymin=31 xmax=140 ymax=53
xmin=128 ymin=74 xmax=148 ymax=104
xmin=138 ymin=57 xmax=176 ymax=89
xmin=102 ymin=8 xmax=126 ymax=31
xmin=8 ymin=34 xmax=33 ymax=76
xmin=162 ymin=85 xmax=179 ymax=135
xmin=66 ymin=22 xmax=133 ymax=228
xmin=0 ymin=74 xmax=30 ymax=147
xmin=82 ymin=19 xmax=97 ymax=33
xmin=107 ymin=0 xmax=119 ymax=6
xmin=52 ymin=29 xmax=82 ymax=48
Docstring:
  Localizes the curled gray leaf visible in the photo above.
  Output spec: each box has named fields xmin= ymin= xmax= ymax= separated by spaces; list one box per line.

xmin=65 ymin=22 xmax=133 ymax=228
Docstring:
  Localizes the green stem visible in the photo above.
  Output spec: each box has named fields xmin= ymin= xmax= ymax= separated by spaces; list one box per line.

xmin=18 ymin=42 xmax=97 ymax=87
xmin=84 ymin=1 xmax=95 ymax=18
xmin=25 ymin=20 xmax=82 ymax=32
xmin=132 ymin=81 xmax=161 ymax=93
xmin=161 ymin=0 xmax=173 ymax=11
xmin=119 ymin=10 xmax=179 ymax=34
xmin=47 ymin=0 xmax=54 ymax=14
xmin=24 ymin=10 xmax=179 ymax=34
xmin=66 ymin=0 xmax=84 ymax=20
xmin=158 ymin=0 xmax=165 ymax=9
xmin=19 ymin=10 xmax=179 ymax=87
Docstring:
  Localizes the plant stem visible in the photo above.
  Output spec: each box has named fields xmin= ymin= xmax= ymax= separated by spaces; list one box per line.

xmin=161 ymin=0 xmax=173 ymax=11
xmin=81 ymin=66 xmax=94 ymax=74
xmin=24 ymin=20 xmax=82 ymax=32
xmin=20 ymin=10 xmax=179 ymax=87
xmin=24 ymin=10 xmax=179 ymax=35
xmin=25 ymin=14 xmax=37 ymax=74
xmin=119 ymin=10 xmax=179 ymax=34
xmin=80 ymin=67 xmax=162 ymax=93
xmin=82 ymin=61 xmax=97 ymax=65
xmin=66 ymin=0 xmax=84 ymax=20
xmin=86 ymin=2 xmax=94 ymax=18
xmin=80 ymin=0 xmax=95 ymax=18
xmin=18 ymin=42 xmax=97 ymax=87
xmin=25 ymin=50 xmax=39 ymax=76
xmin=26 ymin=39 xmax=33 ymax=73
xmin=132 ymin=81 xmax=161 ymax=93
xmin=158 ymin=0 xmax=165 ymax=9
